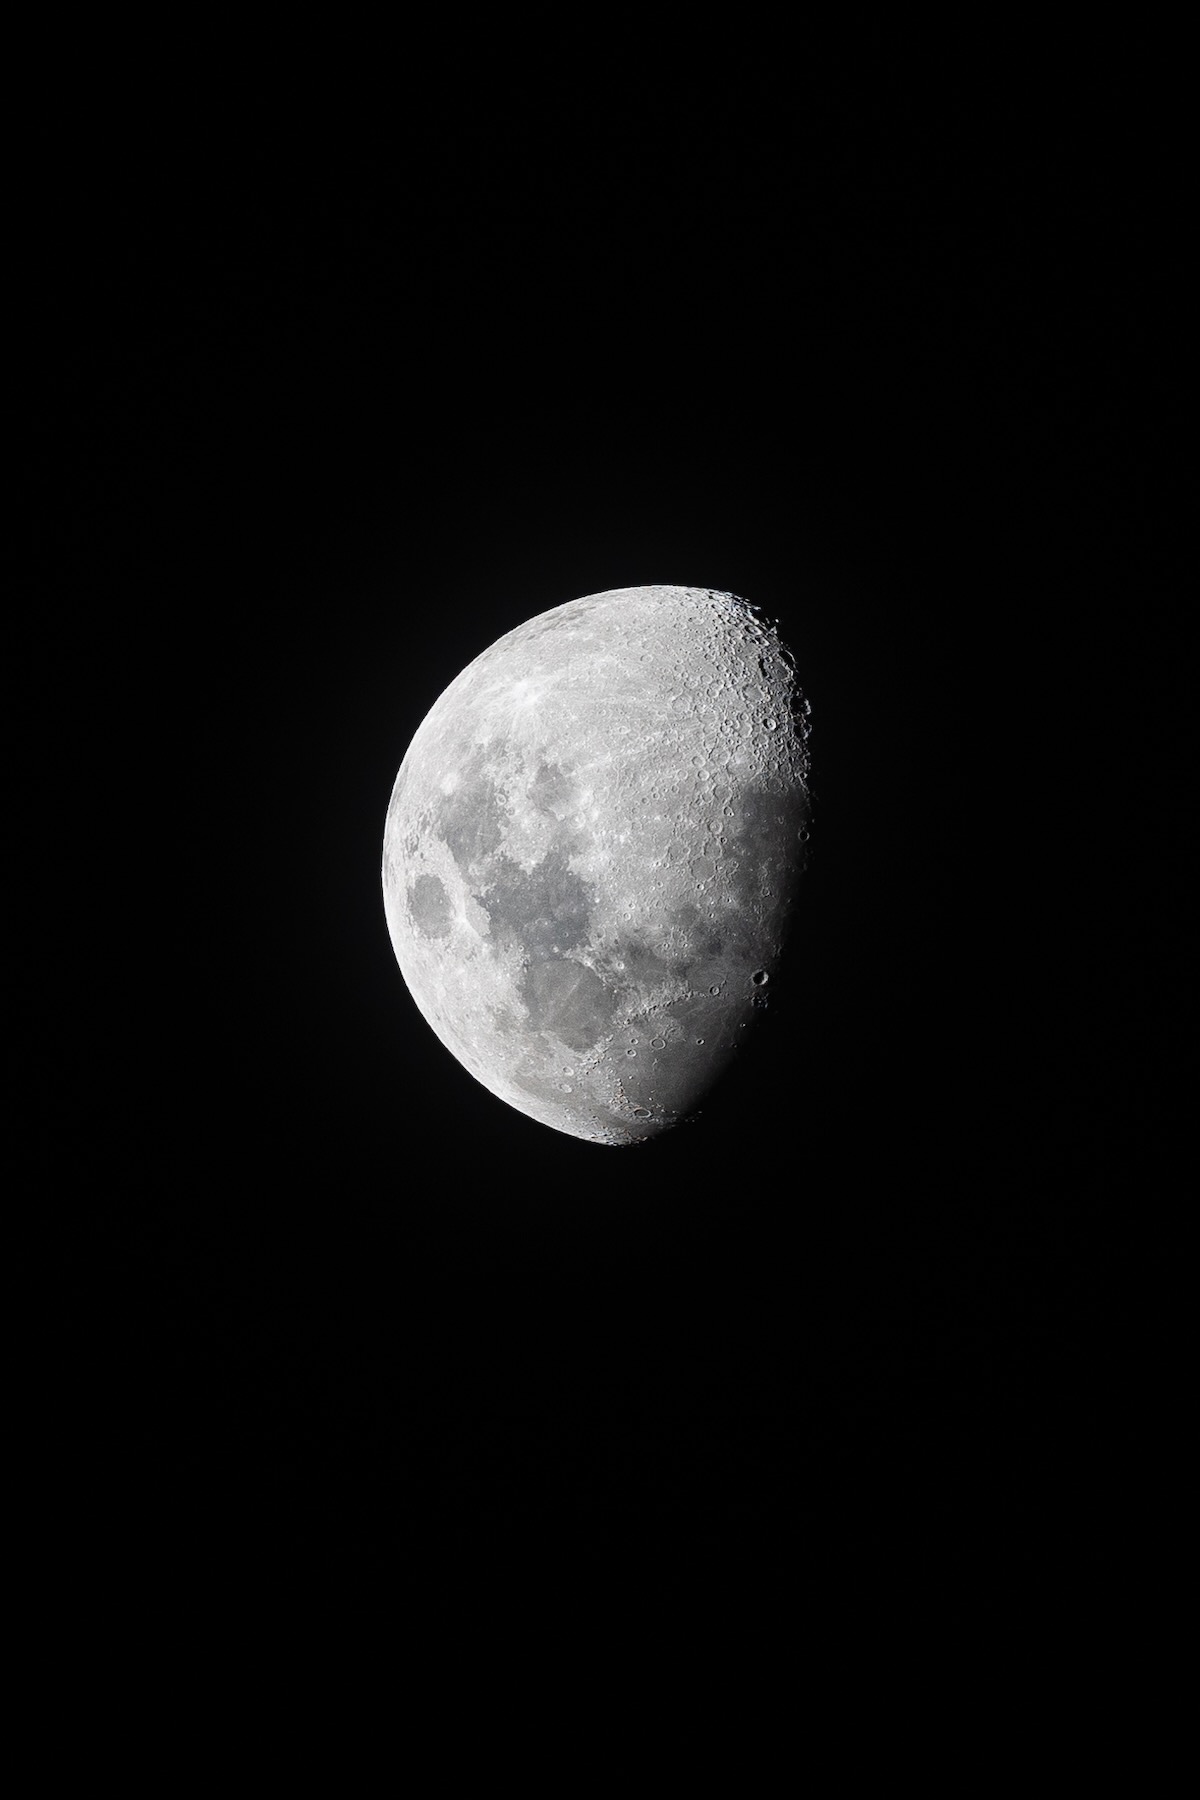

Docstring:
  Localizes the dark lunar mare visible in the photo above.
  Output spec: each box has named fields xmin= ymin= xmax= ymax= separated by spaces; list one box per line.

xmin=407 ymin=873 xmax=452 ymax=939
xmin=435 ymin=748 xmax=508 ymax=872
xmin=479 ymin=848 xmax=593 ymax=961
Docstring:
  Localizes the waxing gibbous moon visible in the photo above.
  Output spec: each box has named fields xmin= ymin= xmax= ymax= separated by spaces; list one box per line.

xmin=382 ymin=586 xmax=811 ymax=1145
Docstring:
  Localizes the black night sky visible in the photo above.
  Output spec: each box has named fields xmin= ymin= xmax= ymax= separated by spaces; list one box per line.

xmin=36 ymin=71 xmax=1174 ymax=1618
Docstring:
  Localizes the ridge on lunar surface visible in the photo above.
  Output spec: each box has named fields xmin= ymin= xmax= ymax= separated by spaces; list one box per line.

xmin=382 ymin=585 xmax=811 ymax=1145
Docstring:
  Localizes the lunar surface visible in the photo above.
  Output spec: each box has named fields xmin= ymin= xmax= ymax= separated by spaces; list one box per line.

xmin=382 ymin=586 xmax=811 ymax=1144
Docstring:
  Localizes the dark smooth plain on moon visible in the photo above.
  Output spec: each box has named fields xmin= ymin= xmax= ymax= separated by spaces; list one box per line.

xmin=382 ymin=586 xmax=811 ymax=1145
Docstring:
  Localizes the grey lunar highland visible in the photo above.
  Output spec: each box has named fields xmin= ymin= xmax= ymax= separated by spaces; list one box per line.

xmin=382 ymin=585 xmax=811 ymax=1144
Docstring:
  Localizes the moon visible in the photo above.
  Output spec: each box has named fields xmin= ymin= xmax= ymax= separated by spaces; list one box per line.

xmin=382 ymin=586 xmax=811 ymax=1145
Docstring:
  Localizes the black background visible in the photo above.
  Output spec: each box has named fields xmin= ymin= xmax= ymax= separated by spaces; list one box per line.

xmin=34 ymin=68 xmax=1175 ymax=1614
